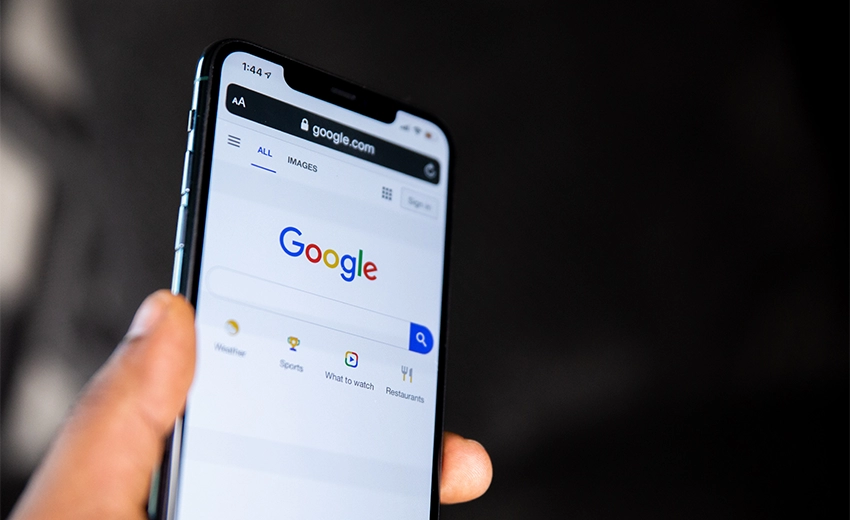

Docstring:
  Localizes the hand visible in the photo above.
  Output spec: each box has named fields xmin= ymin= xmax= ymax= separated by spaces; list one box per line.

xmin=10 ymin=291 xmax=492 ymax=519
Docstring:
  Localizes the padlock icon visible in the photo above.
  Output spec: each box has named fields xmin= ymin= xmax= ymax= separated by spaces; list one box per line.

xmin=300 ymin=118 xmax=309 ymax=131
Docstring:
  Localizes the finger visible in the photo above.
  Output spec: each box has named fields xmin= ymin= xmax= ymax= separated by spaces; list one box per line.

xmin=11 ymin=290 xmax=196 ymax=520
xmin=440 ymin=431 xmax=493 ymax=504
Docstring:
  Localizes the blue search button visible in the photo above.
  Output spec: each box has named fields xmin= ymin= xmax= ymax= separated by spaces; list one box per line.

xmin=408 ymin=323 xmax=434 ymax=354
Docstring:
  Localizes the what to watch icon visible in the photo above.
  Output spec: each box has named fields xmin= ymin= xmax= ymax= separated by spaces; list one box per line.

xmin=345 ymin=351 xmax=359 ymax=368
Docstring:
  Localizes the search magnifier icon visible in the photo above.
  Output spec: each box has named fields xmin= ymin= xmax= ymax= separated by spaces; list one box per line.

xmin=409 ymin=323 xmax=433 ymax=354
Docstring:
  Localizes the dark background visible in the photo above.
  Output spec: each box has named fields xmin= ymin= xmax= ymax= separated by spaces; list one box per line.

xmin=1 ymin=0 xmax=846 ymax=518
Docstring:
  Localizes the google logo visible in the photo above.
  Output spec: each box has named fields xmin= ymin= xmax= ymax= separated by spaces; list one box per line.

xmin=280 ymin=226 xmax=377 ymax=282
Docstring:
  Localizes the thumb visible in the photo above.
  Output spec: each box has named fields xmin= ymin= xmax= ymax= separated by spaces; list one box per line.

xmin=11 ymin=290 xmax=196 ymax=520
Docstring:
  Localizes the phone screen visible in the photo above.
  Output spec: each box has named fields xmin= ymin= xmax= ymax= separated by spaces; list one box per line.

xmin=169 ymin=47 xmax=451 ymax=519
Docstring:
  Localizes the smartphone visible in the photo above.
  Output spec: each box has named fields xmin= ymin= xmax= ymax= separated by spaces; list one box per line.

xmin=153 ymin=40 xmax=452 ymax=519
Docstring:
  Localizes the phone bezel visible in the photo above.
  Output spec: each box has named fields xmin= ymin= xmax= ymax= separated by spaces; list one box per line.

xmin=155 ymin=39 xmax=454 ymax=520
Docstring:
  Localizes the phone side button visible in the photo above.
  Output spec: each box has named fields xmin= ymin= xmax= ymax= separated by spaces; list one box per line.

xmin=186 ymin=109 xmax=195 ymax=132
xmin=181 ymin=151 xmax=193 ymax=193
xmin=174 ymin=206 xmax=187 ymax=251
xmin=171 ymin=246 xmax=184 ymax=293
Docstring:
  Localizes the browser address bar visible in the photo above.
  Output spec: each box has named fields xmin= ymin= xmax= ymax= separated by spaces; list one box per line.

xmin=205 ymin=267 xmax=434 ymax=354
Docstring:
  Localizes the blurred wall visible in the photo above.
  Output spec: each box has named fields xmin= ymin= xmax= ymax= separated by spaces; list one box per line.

xmin=1 ymin=0 xmax=846 ymax=517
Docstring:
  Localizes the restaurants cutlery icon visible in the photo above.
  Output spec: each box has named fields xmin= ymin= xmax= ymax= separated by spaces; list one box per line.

xmin=401 ymin=366 xmax=413 ymax=383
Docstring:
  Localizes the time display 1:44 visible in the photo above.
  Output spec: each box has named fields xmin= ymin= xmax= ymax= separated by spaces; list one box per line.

xmin=242 ymin=62 xmax=272 ymax=79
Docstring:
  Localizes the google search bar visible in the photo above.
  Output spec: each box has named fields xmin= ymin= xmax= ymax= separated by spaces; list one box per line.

xmin=205 ymin=267 xmax=434 ymax=354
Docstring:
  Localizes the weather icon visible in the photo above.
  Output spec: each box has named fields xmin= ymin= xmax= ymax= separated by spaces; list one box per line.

xmin=225 ymin=319 xmax=239 ymax=335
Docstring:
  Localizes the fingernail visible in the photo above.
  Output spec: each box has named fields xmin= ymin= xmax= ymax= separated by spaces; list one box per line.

xmin=126 ymin=292 xmax=170 ymax=339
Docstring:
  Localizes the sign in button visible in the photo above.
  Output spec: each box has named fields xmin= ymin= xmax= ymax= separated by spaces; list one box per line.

xmin=400 ymin=188 xmax=438 ymax=219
